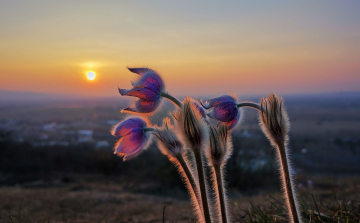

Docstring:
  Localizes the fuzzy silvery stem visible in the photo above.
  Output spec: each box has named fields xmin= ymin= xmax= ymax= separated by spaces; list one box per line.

xmin=259 ymin=94 xmax=302 ymax=223
xmin=176 ymin=154 xmax=203 ymax=212
xmin=214 ymin=164 xmax=228 ymax=223
xmin=194 ymin=149 xmax=211 ymax=223
xmin=174 ymin=153 xmax=204 ymax=222
xmin=160 ymin=92 xmax=183 ymax=108
xmin=171 ymin=98 xmax=211 ymax=223
xmin=153 ymin=121 xmax=204 ymax=222
xmin=277 ymin=142 xmax=301 ymax=223
xmin=176 ymin=155 xmax=198 ymax=199
xmin=207 ymin=124 xmax=232 ymax=223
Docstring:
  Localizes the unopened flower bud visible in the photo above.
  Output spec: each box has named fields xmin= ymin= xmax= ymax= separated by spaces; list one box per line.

xmin=201 ymin=95 xmax=242 ymax=130
xmin=259 ymin=93 xmax=290 ymax=146
xmin=174 ymin=97 xmax=208 ymax=151
xmin=153 ymin=117 xmax=184 ymax=158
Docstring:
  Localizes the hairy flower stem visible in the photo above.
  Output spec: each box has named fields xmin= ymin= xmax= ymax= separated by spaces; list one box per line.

xmin=277 ymin=142 xmax=301 ymax=223
xmin=176 ymin=154 xmax=202 ymax=210
xmin=160 ymin=92 xmax=183 ymax=108
xmin=236 ymin=102 xmax=261 ymax=111
xmin=214 ymin=165 xmax=228 ymax=223
xmin=194 ymin=149 xmax=212 ymax=223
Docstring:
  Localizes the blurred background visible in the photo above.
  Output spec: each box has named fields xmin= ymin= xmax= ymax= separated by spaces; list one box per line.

xmin=0 ymin=1 xmax=359 ymax=222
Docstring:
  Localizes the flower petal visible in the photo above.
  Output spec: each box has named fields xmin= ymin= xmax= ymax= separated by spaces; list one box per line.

xmin=128 ymin=68 xmax=153 ymax=76
xmin=208 ymin=101 xmax=238 ymax=122
xmin=118 ymin=87 xmax=159 ymax=101
xmin=114 ymin=128 xmax=149 ymax=160
xmin=225 ymin=108 xmax=241 ymax=130
xmin=111 ymin=118 xmax=146 ymax=137
xmin=201 ymin=95 xmax=236 ymax=109
xmin=122 ymin=97 xmax=162 ymax=113
xmin=132 ymin=72 xmax=164 ymax=92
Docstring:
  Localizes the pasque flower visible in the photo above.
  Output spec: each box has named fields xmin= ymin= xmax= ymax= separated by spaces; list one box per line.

xmin=153 ymin=117 xmax=184 ymax=159
xmin=111 ymin=117 xmax=153 ymax=161
xmin=201 ymin=95 xmax=240 ymax=130
xmin=259 ymin=94 xmax=302 ymax=223
xmin=259 ymin=93 xmax=290 ymax=146
xmin=119 ymin=68 xmax=165 ymax=114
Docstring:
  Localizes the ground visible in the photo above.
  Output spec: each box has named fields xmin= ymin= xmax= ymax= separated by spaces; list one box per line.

xmin=0 ymin=176 xmax=359 ymax=223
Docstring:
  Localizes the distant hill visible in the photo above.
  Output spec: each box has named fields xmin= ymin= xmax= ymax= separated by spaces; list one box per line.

xmin=0 ymin=90 xmax=83 ymax=103
xmin=284 ymin=91 xmax=360 ymax=99
xmin=0 ymin=89 xmax=128 ymax=106
xmin=1 ymin=89 xmax=359 ymax=106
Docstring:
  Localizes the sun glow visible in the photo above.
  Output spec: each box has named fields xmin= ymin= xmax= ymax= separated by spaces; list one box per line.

xmin=86 ymin=71 xmax=96 ymax=80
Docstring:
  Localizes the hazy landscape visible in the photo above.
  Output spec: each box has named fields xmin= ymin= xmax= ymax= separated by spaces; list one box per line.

xmin=1 ymin=90 xmax=359 ymax=222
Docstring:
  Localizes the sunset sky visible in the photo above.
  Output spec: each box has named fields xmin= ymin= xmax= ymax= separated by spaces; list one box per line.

xmin=0 ymin=1 xmax=359 ymax=98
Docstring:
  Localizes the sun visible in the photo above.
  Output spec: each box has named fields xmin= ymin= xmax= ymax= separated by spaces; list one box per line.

xmin=86 ymin=71 xmax=96 ymax=80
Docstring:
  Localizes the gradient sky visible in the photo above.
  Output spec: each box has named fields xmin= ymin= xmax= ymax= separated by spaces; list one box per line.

xmin=0 ymin=1 xmax=359 ymax=98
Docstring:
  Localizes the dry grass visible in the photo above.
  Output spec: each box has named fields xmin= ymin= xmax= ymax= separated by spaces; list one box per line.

xmin=0 ymin=181 xmax=195 ymax=223
xmin=0 ymin=176 xmax=359 ymax=223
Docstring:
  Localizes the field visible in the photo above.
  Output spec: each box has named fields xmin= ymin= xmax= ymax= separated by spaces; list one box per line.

xmin=0 ymin=175 xmax=359 ymax=223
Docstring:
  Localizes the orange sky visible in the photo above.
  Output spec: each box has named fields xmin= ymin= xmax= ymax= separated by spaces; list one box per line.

xmin=0 ymin=1 xmax=359 ymax=98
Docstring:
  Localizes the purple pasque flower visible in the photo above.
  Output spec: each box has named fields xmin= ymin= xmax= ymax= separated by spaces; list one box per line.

xmin=111 ymin=116 xmax=153 ymax=161
xmin=201 ymin=95 xmax=240 ymax=130
xmin=119 ymin=68 xmax=164 ymax=114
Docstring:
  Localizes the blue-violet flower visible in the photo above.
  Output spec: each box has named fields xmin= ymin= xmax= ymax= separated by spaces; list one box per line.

xmin=119 ymin=68 xmax=164 ymax=114
xmin=111 ymin=117 xmax=153 ymax=161
xmin=201 ymin=95 xmax=240 ymax=130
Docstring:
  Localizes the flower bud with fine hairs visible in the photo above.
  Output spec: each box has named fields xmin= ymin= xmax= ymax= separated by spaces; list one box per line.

xmin=259 ymin=93 xmax=302 ymax=223
xmin=153 ymin=117 xmax=184 ymax=159
xmin=205 ymin=123 xmax=234 ymax=223
xmin=259 ymin=93 xmax=290 ymax=146
xmin=174 ymin=97 xmax=209 ymax=151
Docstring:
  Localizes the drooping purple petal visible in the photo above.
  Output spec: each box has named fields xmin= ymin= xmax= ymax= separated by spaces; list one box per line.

xmin=122 ymin=97 xmax=161 ymax=113
xmin=128 ymin=68 xmax=153 ymax=76
xmin=207 ymin=101 xmax=238 ymax=122
xmin=119 ymin=67 xmax=165 ymax=114
xmin=111 ymin=118 xmax=147 ymax=137
xmin=133 ymin=72 xmax=164 ymax=92
xmin=225 ymin=108 xmax=241 ymax=130
xmin=118 ymin=87 xmax=159 ymax=101
xmin=201 ymin=95 xmax=236 ymax=109
xmin=114 ymin=128 xmax=150 ymax=160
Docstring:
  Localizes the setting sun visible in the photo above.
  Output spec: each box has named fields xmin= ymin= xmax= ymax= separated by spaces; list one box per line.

xmin=86 ymin=71 xmax=96 ymax=80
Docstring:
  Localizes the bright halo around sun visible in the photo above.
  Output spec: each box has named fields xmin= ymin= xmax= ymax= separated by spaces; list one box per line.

xmin=86 ymin=71 xmax=96 ymax=80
